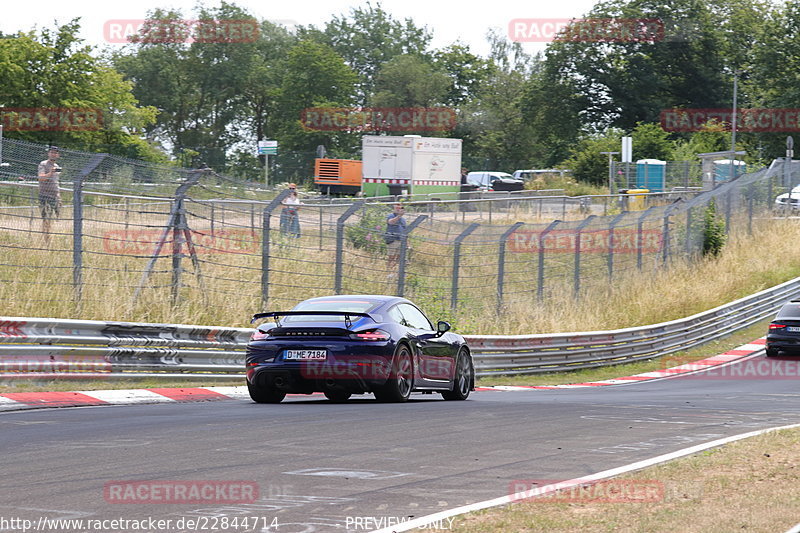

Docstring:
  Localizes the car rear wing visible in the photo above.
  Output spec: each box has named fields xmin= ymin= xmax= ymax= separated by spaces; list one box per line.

xmin=251 ymin=311 xmax=375 ymax=329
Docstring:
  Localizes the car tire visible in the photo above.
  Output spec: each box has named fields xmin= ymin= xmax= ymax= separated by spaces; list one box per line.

xmin=374 ymin=344 xmax=413 ymax=403
xmin=324 ymin=391 xmax=352 ymax=403
xmin=765 ymin=347 xmax=779 ymax=358
xmin=441 ymin=349 xmax=473 ymax=401
xmin=248 ymin=381 xmax=286 ymax=404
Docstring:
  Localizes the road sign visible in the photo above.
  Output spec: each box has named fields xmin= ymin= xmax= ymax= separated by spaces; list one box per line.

xmin=258 ymin=140 xmax=278 ymax=155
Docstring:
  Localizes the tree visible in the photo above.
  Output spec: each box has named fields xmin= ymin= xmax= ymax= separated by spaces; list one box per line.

xmin=433 ymin=44 xmax=493 ymax=106
xmin=562 ymin=129 xmax=625 ymax=185
xmin=301 ymin=2 xmax=433 ymax=104
xmin=371 ymin=55 xmax=449 ymax=108
xmin=0 ymin=20 xmax=159 ymax=159
xmin=276 ymin=40 xmax=359 ymax=152
xmin=631 ymin=122 xmax=675 ymax=161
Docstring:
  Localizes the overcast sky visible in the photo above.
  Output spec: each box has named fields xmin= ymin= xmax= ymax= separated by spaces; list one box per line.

xmin=3 ymin=0 xmax=601 ymax=58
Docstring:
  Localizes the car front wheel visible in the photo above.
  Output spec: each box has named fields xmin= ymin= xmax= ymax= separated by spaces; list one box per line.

xmin=374 ymin=345 xmax=413 ymax=403
xmin=441 ymin=349 xmax=473 ymax=401
xmin=248 ymin=381 xmax=286 ymax=404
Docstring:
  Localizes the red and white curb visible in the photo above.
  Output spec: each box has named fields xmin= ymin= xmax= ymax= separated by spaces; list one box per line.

xmin=477 ymin=338 xmax=765 ymax=391
xmin=0 ymin=339 xmax=766 ymax=412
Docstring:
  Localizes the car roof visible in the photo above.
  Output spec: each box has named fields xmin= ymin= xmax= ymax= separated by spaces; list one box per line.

xmin=296 ymin=294 xmax=409 ymax=306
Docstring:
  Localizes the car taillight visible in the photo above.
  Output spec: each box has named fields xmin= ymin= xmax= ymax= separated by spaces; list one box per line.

xmin=352 ymin=330 xmax=390 ymax=341
xmin=769 ymin=323 xmax=786 ymax=330
xmin=250 ymin=330 xmax=270 ymax=341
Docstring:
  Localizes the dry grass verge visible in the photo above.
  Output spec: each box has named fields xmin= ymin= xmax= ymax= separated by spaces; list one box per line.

xmin=437 ymin=426 xmax=800 ymax=533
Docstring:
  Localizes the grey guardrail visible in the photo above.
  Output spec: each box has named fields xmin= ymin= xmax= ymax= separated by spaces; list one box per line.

xmin=1 ymin=277 xmax=798 ymax=380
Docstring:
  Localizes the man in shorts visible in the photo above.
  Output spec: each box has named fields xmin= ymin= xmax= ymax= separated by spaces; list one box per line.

xmin=37 ymin=146 xmax=62 ymax=239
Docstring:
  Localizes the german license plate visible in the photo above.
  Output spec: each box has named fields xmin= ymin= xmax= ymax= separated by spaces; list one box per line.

xmin=284 ymin=349 xmax=327 ymax=360
xmin=787 ymin=326 xmax=800 ymax=333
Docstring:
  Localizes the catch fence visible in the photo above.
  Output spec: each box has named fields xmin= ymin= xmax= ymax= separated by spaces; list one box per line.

xmin=0 ymin=137 xmax=799 ymax=323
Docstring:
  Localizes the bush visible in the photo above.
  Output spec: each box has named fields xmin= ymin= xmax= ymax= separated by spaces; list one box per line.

xmin=702 ymin=201 xmax=726 ymax=257
xmin=345 ymin=205 xmax=388 ymax=254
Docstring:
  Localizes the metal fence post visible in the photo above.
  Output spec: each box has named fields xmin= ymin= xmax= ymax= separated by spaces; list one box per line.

xmin=662 ymin=203 xmax=680 ymax=266
xmin=335 ymin=201 xmax=365 ymax=295
xmin=451 ymin=222 xmax=479 ymax=310
xmin=497 ymin=222 xmax=524 ymax=310
xmin=606 ymin=213 xmax=626 ymax=280
xmin=538 ymin=220 xmax=561 ymax=301
xmin=72 ymin=154 xmax=107 ymax=306
xmin=397 ymin=215 xmax=428 ymax=297
xmin=725 ymin=189 xmax=732 ymax=234
xmin=747 ymin=183 xmax=754 ymax=235
xmin=637 ymin=207 xmax=656 ymax=270
xmin=171 ymin=199 xmax=185 ymax=305
xmin=260 ymin=190 xmax=290 ymax=308
xmin=573 ymin=216 xmax=596 ymax=296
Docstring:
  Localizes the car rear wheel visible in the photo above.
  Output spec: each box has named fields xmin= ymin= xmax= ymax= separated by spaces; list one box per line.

xmin=765 ymin=347 xmax=779 ymax=358
xmin=374 ymin=345 xmax=413 ymax=403
xmin=248 ymin=381 xmax=286 ymax=404
xmin=442 ymin=349 xmax=473 ymax=401
xmin=324 ymin=390 xmax=352 ymax=403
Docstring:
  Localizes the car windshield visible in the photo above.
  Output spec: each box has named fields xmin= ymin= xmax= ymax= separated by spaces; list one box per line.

xmin=284 ymin=299 xmax=379 ymax=323
xmin=776 ymin=302 xmax=800 ymax=320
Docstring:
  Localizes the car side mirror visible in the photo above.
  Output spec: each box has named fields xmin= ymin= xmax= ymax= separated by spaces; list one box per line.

xmin=436 ymin=321 xmax=451 ymax=337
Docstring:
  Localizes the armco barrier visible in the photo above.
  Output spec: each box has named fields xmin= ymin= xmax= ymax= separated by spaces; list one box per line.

xmin=1 ymin=277 xmax=798 ymax=380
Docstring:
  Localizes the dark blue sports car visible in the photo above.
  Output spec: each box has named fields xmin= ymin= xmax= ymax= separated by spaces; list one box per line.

xmin=246 ymin=295 xmax=473 ymax=403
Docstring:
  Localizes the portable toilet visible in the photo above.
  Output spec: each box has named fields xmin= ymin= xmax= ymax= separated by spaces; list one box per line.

xmin=713 ymin=160 xmax=746 ymax=183
xmin=635 ymin=159 xmax=666 ymax=192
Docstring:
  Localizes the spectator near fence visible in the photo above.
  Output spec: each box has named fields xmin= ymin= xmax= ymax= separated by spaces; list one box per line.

xmin=384 ymin=203 xmax=407 ymax=278
xmin=37 ymin=146 xmax=62 ymax=241
xmin=279 ymin=183 xmax=301 ymax=238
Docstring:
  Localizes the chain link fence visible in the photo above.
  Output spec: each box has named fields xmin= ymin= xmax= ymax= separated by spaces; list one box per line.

xmin=1 ymin=137 xmax=799 ymax=323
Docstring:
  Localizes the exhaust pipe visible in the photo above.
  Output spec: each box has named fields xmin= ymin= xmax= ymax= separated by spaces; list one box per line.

xmin=273 ymin=376 xmax=285 ymax=387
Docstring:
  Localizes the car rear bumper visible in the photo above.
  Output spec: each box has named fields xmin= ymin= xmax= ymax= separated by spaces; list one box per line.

xmin=248 ymin=358 xmax=393 ymax=394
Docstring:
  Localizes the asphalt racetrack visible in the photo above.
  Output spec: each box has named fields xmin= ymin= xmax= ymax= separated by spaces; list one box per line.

xmin=2 ymin=352 xmax=800 ymax=532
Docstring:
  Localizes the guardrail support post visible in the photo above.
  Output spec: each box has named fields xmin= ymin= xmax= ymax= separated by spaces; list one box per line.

xmin=451 ymin=222 xmax=480 ymax=310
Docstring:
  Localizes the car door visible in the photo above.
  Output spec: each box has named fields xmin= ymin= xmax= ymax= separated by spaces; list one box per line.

xmin=396 ymin=303 xmax=454 ymax=385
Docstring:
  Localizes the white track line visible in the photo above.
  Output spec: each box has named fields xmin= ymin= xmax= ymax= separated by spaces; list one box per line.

xmin=370 ymin=422 xmax=800 ymax=533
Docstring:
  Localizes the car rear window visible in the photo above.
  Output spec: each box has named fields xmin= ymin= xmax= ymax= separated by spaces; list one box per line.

xmin=776 ymin=302 xmax=800 ymax=319
xmin=284 ymin=300 xmax=379 ymax=323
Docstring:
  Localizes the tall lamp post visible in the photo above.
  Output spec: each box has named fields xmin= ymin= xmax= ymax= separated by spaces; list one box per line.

xmin=600 ymin=151 xmax=620 ymax=194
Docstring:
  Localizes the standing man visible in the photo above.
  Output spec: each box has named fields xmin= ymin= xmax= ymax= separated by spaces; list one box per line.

xmin=37 ymin=146 xmax=62 ymax=241
xmin=385 ymin=203 xmax=407 ymax=277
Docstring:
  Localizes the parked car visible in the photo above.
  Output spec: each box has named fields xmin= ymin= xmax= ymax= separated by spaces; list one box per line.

xmin=465 ymin=171 xmax=524 ymax=192
xmin=246 ymin=295 xmax=474 ymax=403
xmin=766 ymin=299 xmax=800 ymax=357
xmin=775 ymin=185 xmax=800 ymax=209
